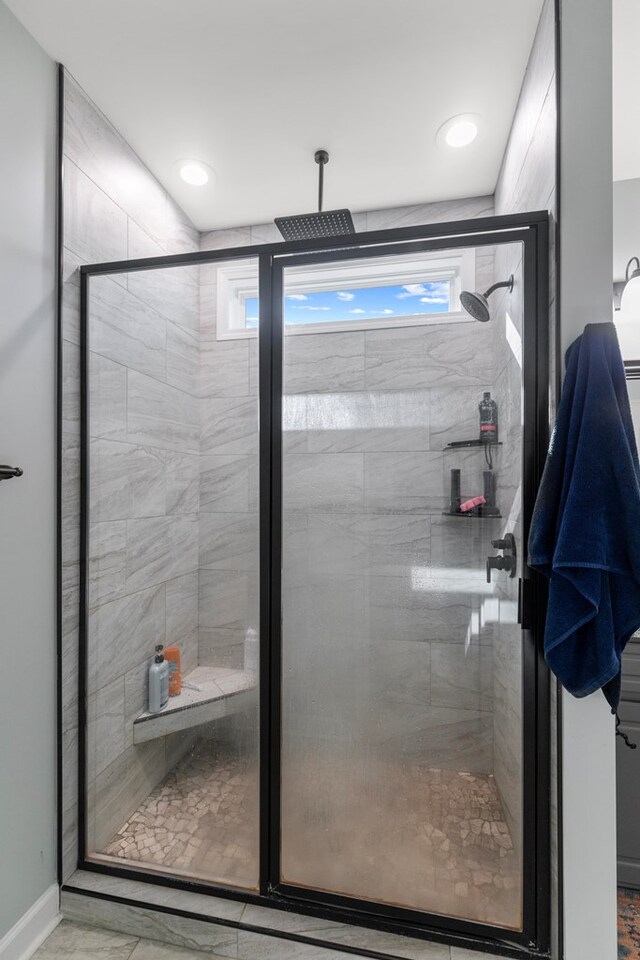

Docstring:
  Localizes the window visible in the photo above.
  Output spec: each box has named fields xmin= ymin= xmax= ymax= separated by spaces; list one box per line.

xmin=216 ymin=249 xmax=476 ymax=340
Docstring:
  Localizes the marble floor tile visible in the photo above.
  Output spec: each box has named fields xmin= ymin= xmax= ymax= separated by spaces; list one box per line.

xmin=32 ymin=919 xmax=138 ymax=960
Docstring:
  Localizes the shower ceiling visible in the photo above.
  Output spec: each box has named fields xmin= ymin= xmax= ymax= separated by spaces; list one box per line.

xmin=5 ymin=0 xmax=544 ymax=231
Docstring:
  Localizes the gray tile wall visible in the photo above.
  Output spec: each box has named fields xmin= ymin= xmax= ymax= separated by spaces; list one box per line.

xmin=493 ymin=0 xmax=557 ymax=926
xmin=61 ymin=71 xmax=199 ymax=875
xmin=200 ymin=198 xmax=499 ymax=771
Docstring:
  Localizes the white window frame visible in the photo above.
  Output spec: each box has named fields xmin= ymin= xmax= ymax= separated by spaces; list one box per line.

xmin=216 ymin=249 xmax=476 ymax=340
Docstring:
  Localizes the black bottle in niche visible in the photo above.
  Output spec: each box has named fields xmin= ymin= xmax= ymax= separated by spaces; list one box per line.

xmin=479 ymin=392 xmax=498 ymax=443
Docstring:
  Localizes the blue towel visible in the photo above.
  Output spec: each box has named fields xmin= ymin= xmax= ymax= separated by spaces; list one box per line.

xmin=528 ymin=322 xmax=640 ymax=710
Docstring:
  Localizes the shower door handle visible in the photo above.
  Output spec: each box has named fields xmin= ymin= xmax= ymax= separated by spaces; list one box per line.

xmin=0 ymin=464 xmax=23 ymax=481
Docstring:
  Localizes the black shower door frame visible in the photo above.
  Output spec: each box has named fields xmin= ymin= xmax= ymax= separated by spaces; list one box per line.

xmin=77 ymin=211 xmax=551 ymax=958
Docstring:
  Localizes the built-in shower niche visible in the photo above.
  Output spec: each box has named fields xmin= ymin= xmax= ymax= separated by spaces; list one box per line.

xmin=85 ymin=259 xmax=261 ymax=889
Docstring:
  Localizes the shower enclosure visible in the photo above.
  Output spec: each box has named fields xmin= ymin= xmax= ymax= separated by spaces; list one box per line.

xmin=78 ymin=213 xmax=550 ymax=954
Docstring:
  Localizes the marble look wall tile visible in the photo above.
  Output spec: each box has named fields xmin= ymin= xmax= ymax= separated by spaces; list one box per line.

xmin=380 ymin=704 xmax=493 ymax=773
xmin=128 ymin=371 xmax=199 ymax=453
xmin=64 ymin=74 xmax=168 ymax=248
xmin=64 ymin=159 xmax=128 ymax=265
xmin=124 ymin=659 xmax=150 ymax=748
xmin=365 ymin=576 xmax=475 ymax=643
xmin=365 ymin=323 xmax=495 ymax=391
xmin=89 ymin=584 xmax=165 ymax=693
xmin=365 ymin=196 xmax=493 ymax=232
xmin=166 ymin=322 xmax=199 ymax=396
xmin=283 ymin=331 xmax=365 ymax=394
xmin=199 ymin=569 xmax=250 ymax=631
xmin=200 ymin=398 xmax=258 ymax=456
xmin=430 ymin=642 xmax=493 ymax=712
xmin=364 ymin=451 xmax=444 ymax=513
xmin=305 ymin=390 xmax=430 ymax=453
xmin=198 ymin=628 xmax=246 ymax=670
xmin=90 ymin=275 xmax=166 ymax=381
xmin=198 ymin=281 xmax=217 ymax=340
xmin=250 ymin=221 xmax=282 ymax=245
xmin=200 ymin=455 xmax=250 ymax=513
xmin=126 ymin=516 xmax=198 ymax=593
xmin=89 ymin=353 xmax=127 ymax=441
xmin=165 ymin=572 xmax=199 ymax=675
xmin=306 ymin=514 xmax=430 ymax=577
xmin=283 ymin=453 xmax=364 ymax=512
xmin=89 ymin=521 xmax=127 ymax=605
xmin=92 ymin=740 xmax=167 ymax=850
xmin=90 ymin=440 xmax=165 ymax=522
xmin=199 ymin=513 xmax=259 ymax=571
xmin=165 ymin=451 xmax=200 ymax=516
xmin=128 ymin=262 xmax=199 ymax=337
xmin=429 ymin=385 xmax=493 ymax=451
xmin=62 ymin=250 xmax=83 ymax=345
xmin=429 ymin=517 xmax=492 ymax=572
xmin=163 ymin=197 xmax=200 ymax=257
xmin=87 ymin=676 xmax=126 ymax=779
xmin=200 ymin=225 xmax=252 ymax=251
xmin=200 ymin=339 xmax=250 ymax=398
xmin=62 ymin=339 xmax=80 ymax=435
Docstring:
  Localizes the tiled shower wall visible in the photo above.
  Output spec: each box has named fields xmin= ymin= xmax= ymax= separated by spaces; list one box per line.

xmin=199 ymin=200 xmax=505 ymax=772
xmin=493 ymin=0 xmax=557 ymax=898
xmin=61 ymin=71 xmax=200 ymax=875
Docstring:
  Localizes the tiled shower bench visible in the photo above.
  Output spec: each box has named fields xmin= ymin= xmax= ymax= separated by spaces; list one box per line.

xmin=132 ymin=665 xmax=257 ymax=744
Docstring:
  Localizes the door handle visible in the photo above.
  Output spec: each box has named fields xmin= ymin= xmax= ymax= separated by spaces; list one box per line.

xmin=0 ymin=465 xmax=23 ymax=481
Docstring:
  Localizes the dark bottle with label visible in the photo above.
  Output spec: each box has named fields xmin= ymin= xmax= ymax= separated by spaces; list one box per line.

xmin=479 ymin=392 xmax=498 ymax=443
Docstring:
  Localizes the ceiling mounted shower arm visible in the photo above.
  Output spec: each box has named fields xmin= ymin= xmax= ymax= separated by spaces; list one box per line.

xmin=315 ymin=149 xmax=329 ymax=213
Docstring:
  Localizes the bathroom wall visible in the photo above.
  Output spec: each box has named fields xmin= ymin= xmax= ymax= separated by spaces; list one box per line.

xmin=0 ymin=0 xmax=57 ymax=939
xmin=199 ymin=197 xmax=504 ymax=772
xmin=492 ymin=0 xmax=557 ymax=895
xmin=61 ymin=70 xmax=199 ymax=874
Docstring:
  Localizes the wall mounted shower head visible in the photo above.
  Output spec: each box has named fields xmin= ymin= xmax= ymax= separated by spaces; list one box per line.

xmin=275 ymin=150 xmax=355 ymax=241
xmin=459 ymin=275 xmax=514 ymax=322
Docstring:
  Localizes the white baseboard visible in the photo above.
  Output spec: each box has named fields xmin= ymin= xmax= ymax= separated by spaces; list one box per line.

xmin=0 ymin=886 xmax=60 ymax=960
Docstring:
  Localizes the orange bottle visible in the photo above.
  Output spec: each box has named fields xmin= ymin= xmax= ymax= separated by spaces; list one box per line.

xmin=164 ymin=646 xmax=182 ymax=697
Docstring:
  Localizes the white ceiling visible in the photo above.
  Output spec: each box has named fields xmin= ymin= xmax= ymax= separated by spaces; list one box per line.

xmin=614 ymin=0 xmax=640 ymax=183
xmin=6 ymin=0 xmax=544 ymax=231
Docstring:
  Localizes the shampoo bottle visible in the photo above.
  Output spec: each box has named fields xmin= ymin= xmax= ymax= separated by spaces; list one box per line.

xmin=164 ymin=645 xmax=182 ymax=697
xmin=148 ymin=644 xmax=169 ymax=713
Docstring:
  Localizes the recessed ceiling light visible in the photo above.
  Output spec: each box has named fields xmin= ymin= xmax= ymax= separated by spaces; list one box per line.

xmin=436 ymin=115 xmax=482 ymax=150
xmin=175 ymin=159 xmax=213 ymax=186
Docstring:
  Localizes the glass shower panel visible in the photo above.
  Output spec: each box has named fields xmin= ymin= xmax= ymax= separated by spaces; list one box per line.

xmin=85 ymin=258 xmax=261 ymax=889
xmin=279 ymin=242 xmax=525 ymax=928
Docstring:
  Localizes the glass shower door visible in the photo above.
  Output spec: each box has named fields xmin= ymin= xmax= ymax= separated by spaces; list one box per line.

xmin=277 ymin=240 xmax=526 ymax=929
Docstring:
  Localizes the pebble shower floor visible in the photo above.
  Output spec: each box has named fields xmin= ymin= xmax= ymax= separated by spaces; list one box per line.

xmin=100 ymin=738 xmax=520 ymax=927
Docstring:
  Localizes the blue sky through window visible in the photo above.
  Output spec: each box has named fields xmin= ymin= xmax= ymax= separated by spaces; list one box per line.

xmin=244 ymin=279 xmax=450 ymax=328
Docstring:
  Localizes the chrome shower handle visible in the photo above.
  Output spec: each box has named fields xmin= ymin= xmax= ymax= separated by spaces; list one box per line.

xmin=0 ymin=464 xmax=24 ymax=481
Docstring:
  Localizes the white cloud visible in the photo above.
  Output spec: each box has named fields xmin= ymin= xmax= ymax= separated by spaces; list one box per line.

xmin=287 ymin=293 xmax=308 ymax=301
xmin=336 ymin=291 xmax=355 ymax=301
xmin=382 ymin=309 xmax=394 ymax=315
xmin=397 ymin=281 xmax=450 ymax=300
xmin=349 ymin=308 xmax=366 ymax=314
xmin=396 ymin=283 xmax=429 ymax=299
xmin=298 ymin=305 xmax=331 ymax=311
xmin=419 ymin=296 xmax=448 ymax=304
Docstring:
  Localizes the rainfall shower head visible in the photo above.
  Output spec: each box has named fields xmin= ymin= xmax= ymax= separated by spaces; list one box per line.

xmin=459 ymin=275 xmax=514 ymax=322
xmin=275 ymin=150 xmax=355 ymax=241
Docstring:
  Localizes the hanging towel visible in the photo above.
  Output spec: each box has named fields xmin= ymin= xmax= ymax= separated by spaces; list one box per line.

xmin=528 ymin=321 xmax=640 ymax=710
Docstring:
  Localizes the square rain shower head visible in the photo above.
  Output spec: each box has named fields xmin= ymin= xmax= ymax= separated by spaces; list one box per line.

xmin=274 ymin=208 xmax=356 ymax=242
